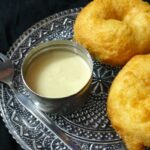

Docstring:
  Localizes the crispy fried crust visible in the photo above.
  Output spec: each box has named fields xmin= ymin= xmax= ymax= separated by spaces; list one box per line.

xmin=107 ymin=54 xmax=150 ymax=150
xmin=74 ymin=0 xmax=150 ymax=66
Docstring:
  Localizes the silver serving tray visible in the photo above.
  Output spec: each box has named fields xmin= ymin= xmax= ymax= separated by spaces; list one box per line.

xmin=0 ymin=8 xmax=130 ymax=150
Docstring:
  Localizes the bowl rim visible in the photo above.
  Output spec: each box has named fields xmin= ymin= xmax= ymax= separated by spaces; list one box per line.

xmin=21 ymin=39 xmax=93 ymax=100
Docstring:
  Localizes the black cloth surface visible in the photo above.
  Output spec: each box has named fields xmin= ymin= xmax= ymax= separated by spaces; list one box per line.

xmin=0 ymin=0 xmax=150 ymax=150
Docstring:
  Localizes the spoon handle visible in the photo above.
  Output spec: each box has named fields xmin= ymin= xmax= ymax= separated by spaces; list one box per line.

xmin=11 ymin=88 xmax=81 ymax=150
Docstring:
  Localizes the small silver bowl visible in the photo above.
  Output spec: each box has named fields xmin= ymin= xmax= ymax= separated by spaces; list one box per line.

xmin=21 ymin=40 xmax=93 ymax=113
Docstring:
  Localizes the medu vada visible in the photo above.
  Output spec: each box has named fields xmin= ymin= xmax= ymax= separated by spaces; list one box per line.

xmin=107 ymin=54 xmax=150 ymax=150
xmin=74 ymin=0 xmax=150 ymax=66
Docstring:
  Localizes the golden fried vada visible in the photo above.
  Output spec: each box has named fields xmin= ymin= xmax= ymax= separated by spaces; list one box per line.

xmin=107 ymin=54 xmax=150 ymax=150
xmin=74 ymin=0 xmax=150 ymax=66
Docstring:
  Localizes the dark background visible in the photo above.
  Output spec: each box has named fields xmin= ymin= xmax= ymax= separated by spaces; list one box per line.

xmin=0 ymin=0 xmax=149 ymax=149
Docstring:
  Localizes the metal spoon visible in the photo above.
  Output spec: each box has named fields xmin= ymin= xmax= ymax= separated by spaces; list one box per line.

xmin=0 ymin=53 xmax=81 ymax=150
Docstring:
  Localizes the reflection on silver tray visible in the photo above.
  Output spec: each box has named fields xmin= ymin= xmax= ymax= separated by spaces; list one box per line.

xmin=0 ymin=8 xmax=128 ymax=150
